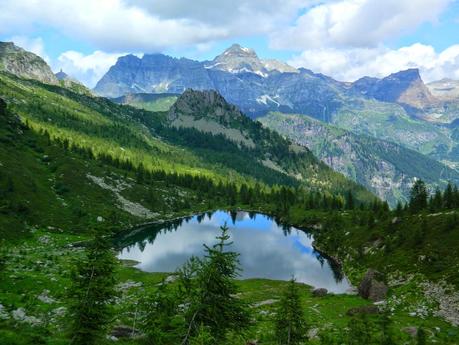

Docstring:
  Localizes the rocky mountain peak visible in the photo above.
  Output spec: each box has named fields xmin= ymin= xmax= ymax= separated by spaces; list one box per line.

xmin=207 ymin=44 xmax=267 ymax=76
xmin=0 ymin=41 xmax=58 ymax=85
xmin=351 ymin=68 xmax=436 ymax=110
xmin=388 ymin=68 xmax=422 ymax=82
xmin=169 ymin=89 xmax=241 ymax=122
xmin=221 ymin=44 xmax=259 ymax=59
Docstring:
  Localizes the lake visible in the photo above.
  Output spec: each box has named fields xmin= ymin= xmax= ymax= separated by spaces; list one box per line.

xmin=117 ymin=210 xmax=352 ymax=293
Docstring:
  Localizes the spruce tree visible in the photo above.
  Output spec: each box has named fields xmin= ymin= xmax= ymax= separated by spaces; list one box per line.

xmin=409 ymin=180 xmax=428 ymax=214
xmin=142 ymin=281 xmax=184 ymax=344
xmin=67 ymin=230 xmax=117 ymax=345
xmin=274 ymin=278 xmax=307 ymax=345
xmin=180 ymin=224 xmax=249 ymax=343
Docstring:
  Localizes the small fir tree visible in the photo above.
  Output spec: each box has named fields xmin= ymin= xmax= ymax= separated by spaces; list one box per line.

xmin=67 ymin=230 xmax=117 ymax=345
xmin=274 ymin=278 xmax=308 ymax=345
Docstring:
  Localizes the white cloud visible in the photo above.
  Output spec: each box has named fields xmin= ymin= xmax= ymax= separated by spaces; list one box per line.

xmin=7 ymin=36 xmax=50 ymax=63
xmin=0 ymin=0 xmax=315 ymax=53
xmin=270 ymin=0 xmax=452 ymax=50
xmin=54 ymin=50 xmax=126 ymax=87
xmin=288 ymin=43 xmax=459 ymax=82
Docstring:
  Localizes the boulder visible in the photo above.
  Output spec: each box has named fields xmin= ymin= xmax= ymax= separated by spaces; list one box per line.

xmin=312 ymin=288 xmax=328 ymax=297
xmin=402 ymin=326 xmax=418 ymax=337
xmin=358 ymin=269 xmax=388 ymax=302
xmin=111 ymin=325 xmax=141 ymax=339
xmin=346 ymin=305 xmax=380 ymax=316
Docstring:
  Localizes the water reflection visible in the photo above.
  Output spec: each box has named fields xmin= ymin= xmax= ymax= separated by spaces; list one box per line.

xmin=116 ymin=211 xmax=351 ymax=293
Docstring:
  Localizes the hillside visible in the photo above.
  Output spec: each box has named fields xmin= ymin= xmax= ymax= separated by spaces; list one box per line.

xmin=112 ymin=92 xmax=178 ymax=112
xmin=0 ymin=96 xmax=240 ymax=239
xmin=0 ymin=72 xmax=374 ymax=204
xmin=0 ymin=42 xmax=57 ymax=84
xmin=260 ymin=112 xmax=459 ymax=205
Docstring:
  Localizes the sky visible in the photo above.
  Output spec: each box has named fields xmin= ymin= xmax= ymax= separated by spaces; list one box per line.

xmin=1 ymin=0 xmax=459 ymax=87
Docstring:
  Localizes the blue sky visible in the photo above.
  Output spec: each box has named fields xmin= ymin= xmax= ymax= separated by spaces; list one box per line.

xmin=1 ymin=0 xmax=458 ymax=86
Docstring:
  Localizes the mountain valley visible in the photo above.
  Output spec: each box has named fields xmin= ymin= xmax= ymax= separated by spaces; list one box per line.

xmin=1 ymin=40 xmax=459 ymax=344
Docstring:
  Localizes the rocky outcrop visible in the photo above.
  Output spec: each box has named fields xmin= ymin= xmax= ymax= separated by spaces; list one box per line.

xmin=0 ymin=42 xmax=58 ymax=84
xmin=352 ymin=69 xmax=437 ymax=110
xmin=312 ymin=288 xmax=328 ymax=297
xmin=358 ymin=269 xmax=388 ymax=302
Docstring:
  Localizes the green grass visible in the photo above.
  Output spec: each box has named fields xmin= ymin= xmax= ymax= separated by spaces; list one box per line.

xmin=1 ymin=228 xmax=457 ymax=344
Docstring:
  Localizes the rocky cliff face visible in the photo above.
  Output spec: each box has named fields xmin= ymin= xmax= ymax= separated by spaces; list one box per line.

xmin=0 ymin=42 xmax=57 ymax=84
xmin=259 ymin=112 xmax=459 ymax=205
xmin=205 ymin=43 xmax=297 ymax=76
xmin=351 ymin=69 xmax=437 ymax=110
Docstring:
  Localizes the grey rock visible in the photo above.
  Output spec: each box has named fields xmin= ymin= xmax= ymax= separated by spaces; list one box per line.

xmin=111 ymin=325 xmax=141 ymax=339
xmin=358 ymin=269 xmax=388 ymax=302
xmin=312 ymin=288 xmax=328 ymax=297
xmin=0 ymin=42 xmax=58 ymax=84
xmin=402 ymin=326 xmax=418 ymax=337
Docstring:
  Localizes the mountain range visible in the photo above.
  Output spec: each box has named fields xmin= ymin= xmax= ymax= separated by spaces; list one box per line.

xmin=0 ymin=42 xmax=374 ymax=206
xmin=91 ymin=43 xmax=459 ymax=204
xmin=4 ymin=40 xmax=459 ymax=205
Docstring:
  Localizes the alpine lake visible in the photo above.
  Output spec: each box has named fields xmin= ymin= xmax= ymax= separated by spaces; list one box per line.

xmin=116 ymin=210 xmax=352 ymax=294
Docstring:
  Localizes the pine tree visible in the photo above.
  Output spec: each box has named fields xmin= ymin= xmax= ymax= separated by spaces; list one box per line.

xmin=142 ymin=281 xmax=184 ymax=344
xmin=180 ymin=224 xmax=249 ymax=343
xmin=67 ymin=230 xmax=117 ymax=345
xmin=274 ymin=278 xmax=307 ymax=345
xmin=380 ymin=309 xmax=395 ymax=345
xmin=346 ymin=190 xmax=355 ymax=210
xmin=409 ymin=180 xmax=428 ymax=214
xmin=444 ymin=183 xmax=454 ymax=209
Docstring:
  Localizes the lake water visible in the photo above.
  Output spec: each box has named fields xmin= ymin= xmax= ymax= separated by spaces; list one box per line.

xmin=117 ymin=210 xmax=352 ymax=293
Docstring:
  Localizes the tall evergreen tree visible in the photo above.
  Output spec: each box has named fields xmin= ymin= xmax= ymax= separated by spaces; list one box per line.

xmin=180 ymin=224 xmax=249 ymax=343
xmin=67 ymin=230 xmax=117 ymax=345
xmin=409 ymin=180 xmax=428 ymax=214
xmin=274 ymin=278 xmax=308 ymax=345
xmin=142 ymin=281 xmax=184 ymax=345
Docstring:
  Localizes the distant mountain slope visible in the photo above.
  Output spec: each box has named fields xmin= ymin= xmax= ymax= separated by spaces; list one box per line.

xmin=166 ymin=89 xmax=373 ymax=198
xmin=351 ymin=69 xmax=437 ymax=111
xmin=427 ymin=79 xmax=459 ymax=101
xmin=92 ymin=44 xmax=459 ymax=203
xmin=0 ymin=71 xmax=374 ymax=202
xmin=0 ymin=42 xmax=57 ymax=84
xmin=112 ymin=92 xmax=179 ymax=112
xmin=55 ymin=69 xmax=92 ymax=96
xmin=259 ymin=112 xmax=459 ymax=205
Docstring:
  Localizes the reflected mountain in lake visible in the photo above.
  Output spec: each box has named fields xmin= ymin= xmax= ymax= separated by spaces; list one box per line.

xmin=117 ymin=211 xmax=352 ymax=293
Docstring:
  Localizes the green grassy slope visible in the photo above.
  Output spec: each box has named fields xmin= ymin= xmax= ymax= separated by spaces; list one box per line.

xmin=0 ymin=97 xmax=232 ymax=240
xmin=0 ymin=72 xmax=375 ymax=203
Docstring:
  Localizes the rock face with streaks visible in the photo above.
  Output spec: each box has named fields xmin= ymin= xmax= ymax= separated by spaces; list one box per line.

xmin=0 ymin=42 xmax=57 ymax=84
